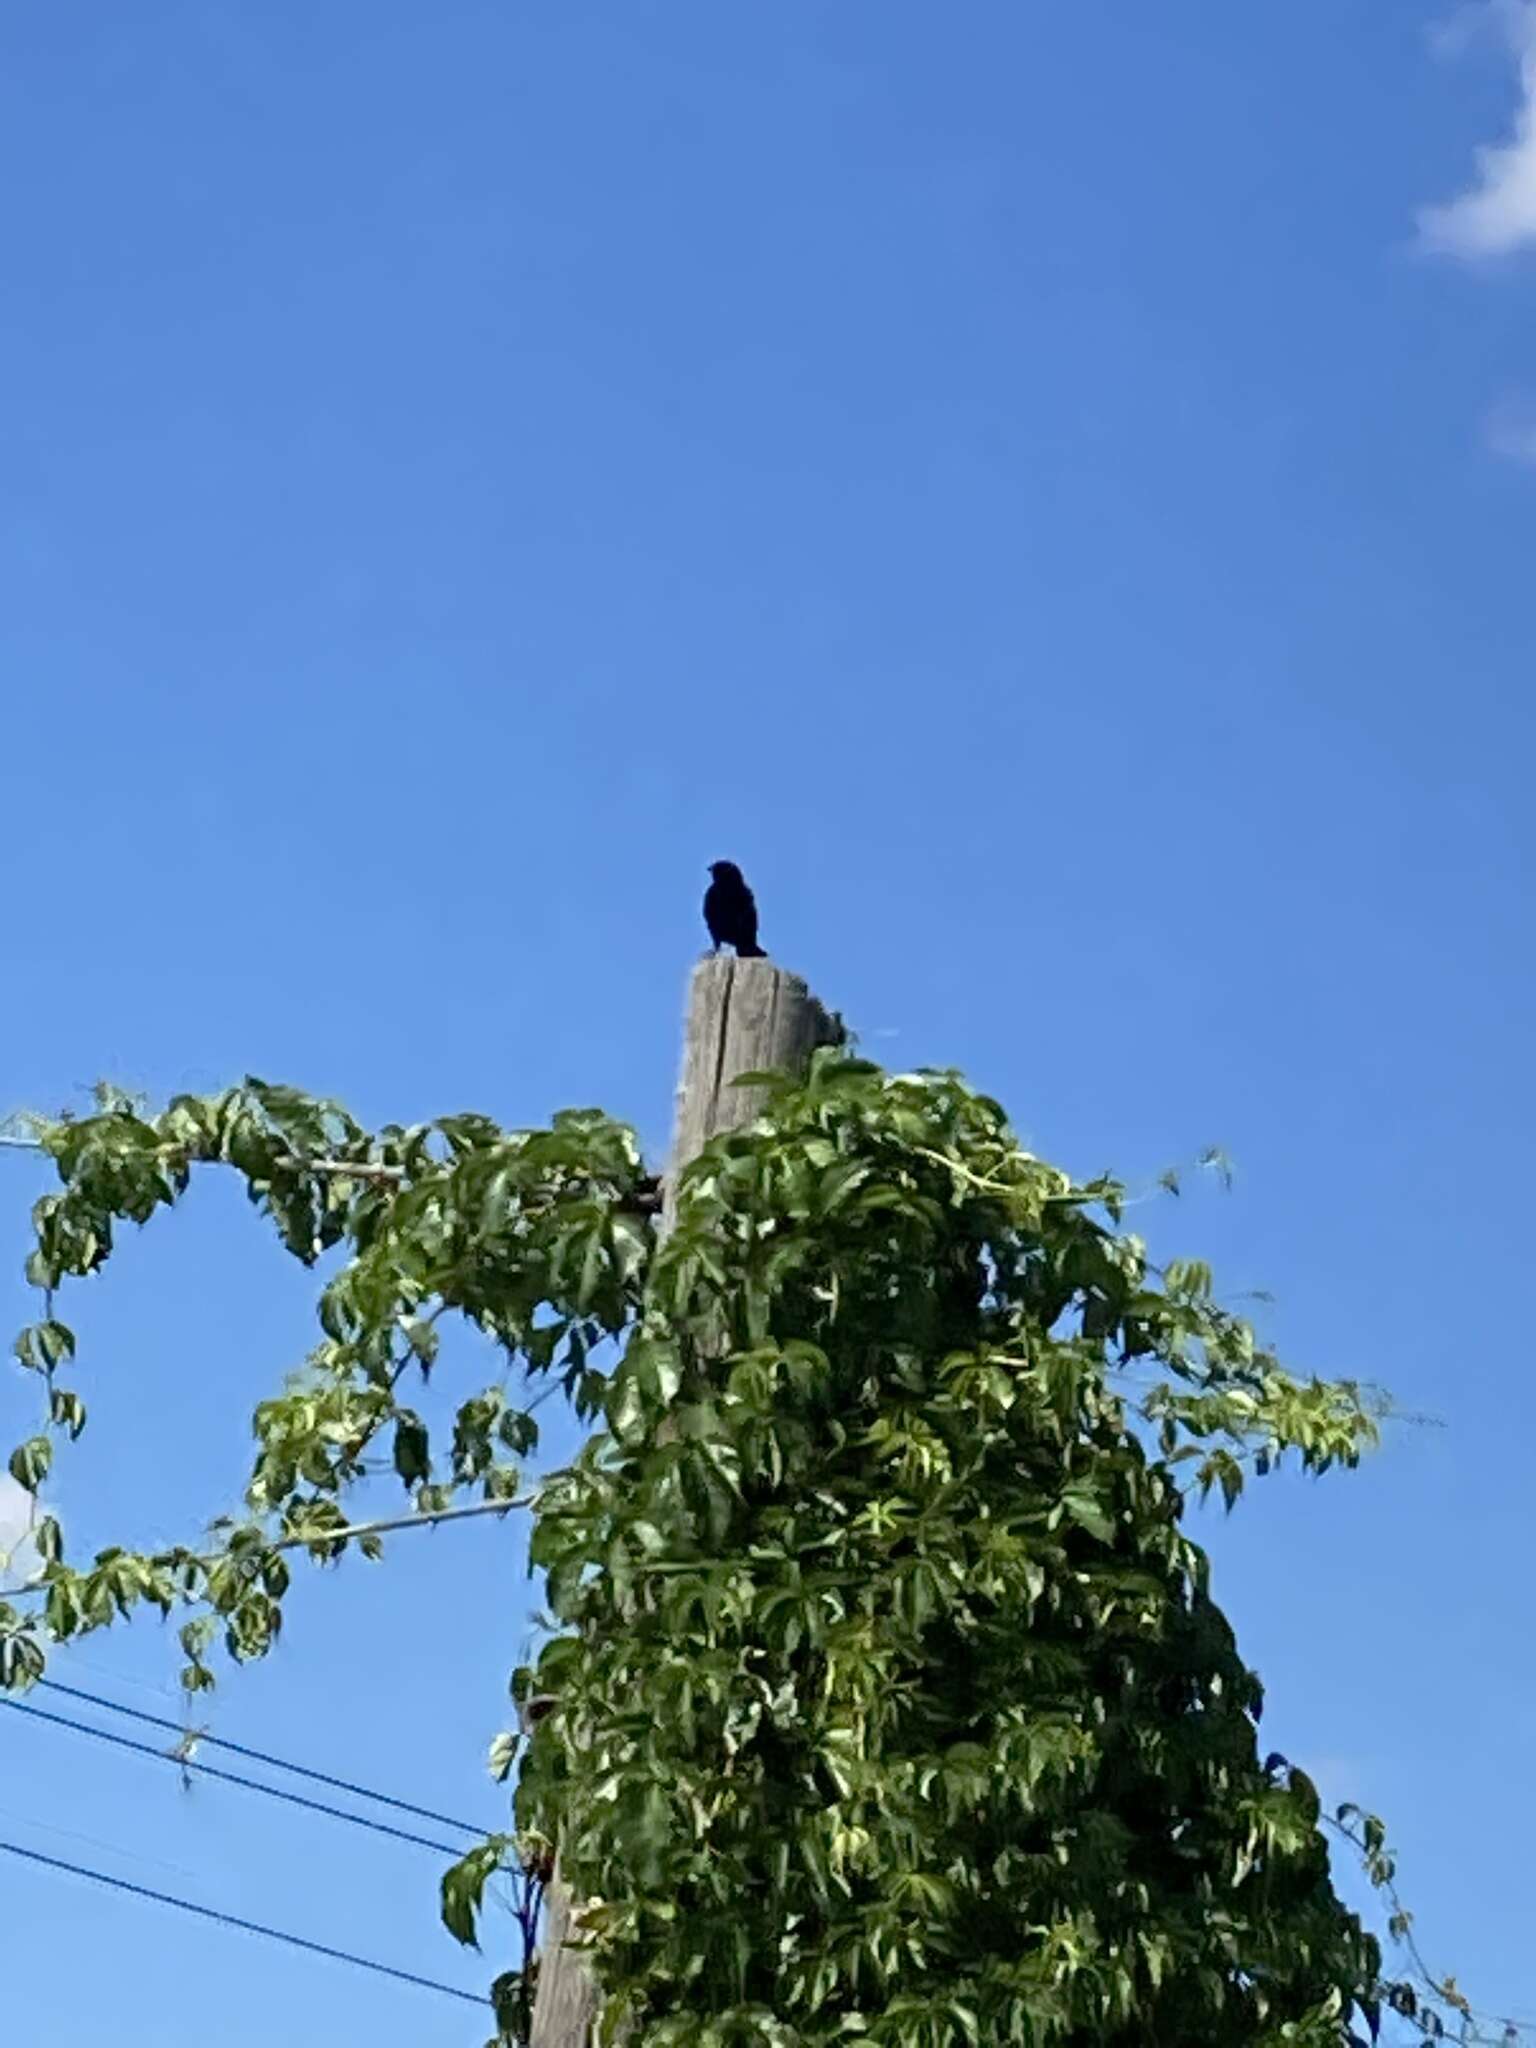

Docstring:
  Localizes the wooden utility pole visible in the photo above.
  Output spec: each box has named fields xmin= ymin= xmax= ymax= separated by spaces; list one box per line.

xmin=528 ymin=953 xmax=843 ymax=2048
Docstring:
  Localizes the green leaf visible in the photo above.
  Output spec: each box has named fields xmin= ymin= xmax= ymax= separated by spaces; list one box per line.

xmin=1058 ymin=1479 xmax=1115 ymax=1544
xmin=401 ymin=1317 xmax=439 ymax=1369
xmin=49 ymin=1389 xmax=87 ymax=1440
xmin=440 ymin=1840 xmax=507 ymax=1948
xmin=8 ymin=1438 xmax=52 ymax=1492
xmin=0 ymin=1630 xmax=45 ymax=1690
xmin=36 ymin=1320 xmax=76 ymax=1368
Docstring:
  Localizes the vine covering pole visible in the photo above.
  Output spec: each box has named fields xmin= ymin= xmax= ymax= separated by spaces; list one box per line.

xmin=528 ymin=953 xmax=844 ymax=2048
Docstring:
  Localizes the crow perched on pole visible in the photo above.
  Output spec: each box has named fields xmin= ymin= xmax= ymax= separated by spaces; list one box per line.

xmin=703 ymin=862 xmax=766 ymax=958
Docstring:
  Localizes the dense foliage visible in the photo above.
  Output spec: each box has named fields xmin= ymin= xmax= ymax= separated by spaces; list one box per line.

xmin=0 ymin=1061 xmax=1499 ymax=2044
xmin=514 ymin=1059 xmax=1387 ymax=2046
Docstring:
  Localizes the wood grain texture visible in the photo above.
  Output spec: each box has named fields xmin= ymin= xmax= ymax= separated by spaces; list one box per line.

xmin=663 ymin=956 xmax=843 ymax=1228
xmin=529 ymin=953 xmax=843 ymax=2048
xmin=527 ymin=1876 xmax=593 ymax=2046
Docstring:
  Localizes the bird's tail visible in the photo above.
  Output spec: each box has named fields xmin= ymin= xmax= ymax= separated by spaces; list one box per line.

xmin=740 ymin=943 xmax=767 ymax=959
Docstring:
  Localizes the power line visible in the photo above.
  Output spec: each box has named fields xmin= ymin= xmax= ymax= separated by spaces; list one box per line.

xmin=1 ymin=1695 xmax=469 ymax=1858
xmin=0 ymin=1497 xmax=531 ymax=1605
xmin=37 ymin=1677 xmax=485 ymax=1837
xmin=0 ymin=1797 xmax=197 ymax=1883
xmin=0 ymin=1836 xmax=487 ymax=2007
xmin=264 ymin=1495 xmax=530 ymax=1553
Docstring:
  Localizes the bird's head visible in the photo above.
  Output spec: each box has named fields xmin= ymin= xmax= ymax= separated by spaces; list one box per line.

xmin=708 ymin=861 xmax=742 ymax=882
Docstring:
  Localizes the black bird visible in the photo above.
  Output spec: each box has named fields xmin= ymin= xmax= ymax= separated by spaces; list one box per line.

xmin=703 ymin=861 xmax=766 ymax=958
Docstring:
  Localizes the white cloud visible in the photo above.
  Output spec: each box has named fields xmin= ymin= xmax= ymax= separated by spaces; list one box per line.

xmin=1485 ymin=393 xmax=1536 ymax=458
xmin=0 ymin=1473 xmax=44 ymax=1588
xmin=1419 ymin=2 xmax=1536 ymax=256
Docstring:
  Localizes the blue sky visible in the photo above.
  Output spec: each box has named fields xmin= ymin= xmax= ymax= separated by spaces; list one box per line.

xmin=2 ymin=2 xmax=1534 ymax=2039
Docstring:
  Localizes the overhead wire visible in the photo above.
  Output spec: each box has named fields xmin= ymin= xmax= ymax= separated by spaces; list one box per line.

xmin=0 ymin=1796 xmax=197 ymax=1882
xmin=1 ymin=1694 xmax=472 ymax=1858
xmin=1 ymin=1673 xmax=506 ymax=2011
xmin=0 ymin=1837 xmax=487 ymax=2007
xmin=35 ymin=1676 xmax=485 ymax=1836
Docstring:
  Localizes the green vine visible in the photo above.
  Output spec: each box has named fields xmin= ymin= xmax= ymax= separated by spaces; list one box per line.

xmin=0 ymin=1060 xmax=1500 ymax=2044
xmin=1 ymin=1078 xmax=653 ymax=1686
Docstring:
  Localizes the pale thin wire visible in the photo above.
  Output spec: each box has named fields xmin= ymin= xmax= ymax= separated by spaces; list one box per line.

xmin=0 ymin=1837 xmax=487 ymax=2007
